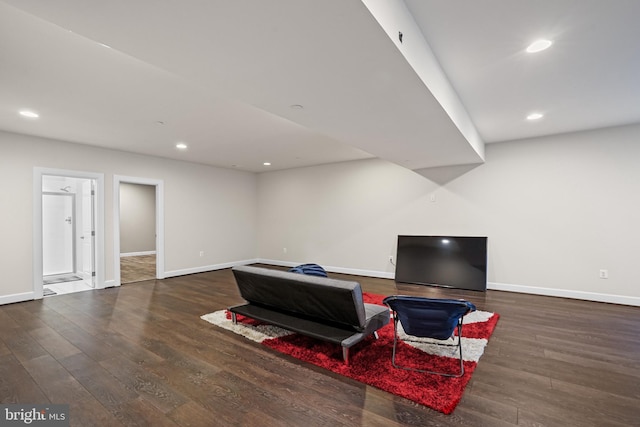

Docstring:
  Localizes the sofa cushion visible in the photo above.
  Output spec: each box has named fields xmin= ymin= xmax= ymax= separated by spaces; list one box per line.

xmin=232 ymin=265 xmax=366 ymax=331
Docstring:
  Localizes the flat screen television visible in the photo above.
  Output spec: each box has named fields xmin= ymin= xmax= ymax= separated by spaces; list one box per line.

xmin=395 ymin=235 xmax=488 ymax=291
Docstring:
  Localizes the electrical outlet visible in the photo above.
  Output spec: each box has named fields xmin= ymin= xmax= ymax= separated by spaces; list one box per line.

xmin=199 ymin=251 xmax=204 ymax=257
xmin=283 ymin=247 xmax=287 ymax=254
xmin=389 ymin=255 xmax=394 ymax=263
xmin=599 ymin=269 xmax=608 ymax=279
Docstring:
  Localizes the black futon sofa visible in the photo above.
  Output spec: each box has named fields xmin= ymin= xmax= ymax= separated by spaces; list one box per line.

xmin=229 ymin=265 xmax=389 ymax=364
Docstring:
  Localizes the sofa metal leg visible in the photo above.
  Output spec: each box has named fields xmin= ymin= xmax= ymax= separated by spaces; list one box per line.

xmin=373 ymin=331 xmax=379 ymax=340
xmin=231 ymin=312 xmax=237 ymax=324
xmin=342 ymin=347 xmax=349 ymax=365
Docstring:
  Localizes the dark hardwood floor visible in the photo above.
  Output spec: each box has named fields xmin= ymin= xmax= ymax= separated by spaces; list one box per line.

xmin=1 ymin=266 xmax=639 ymax=426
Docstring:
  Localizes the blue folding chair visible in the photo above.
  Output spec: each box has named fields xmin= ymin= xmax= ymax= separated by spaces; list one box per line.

xmin=382 ymin=296 xmax=476 ymax=377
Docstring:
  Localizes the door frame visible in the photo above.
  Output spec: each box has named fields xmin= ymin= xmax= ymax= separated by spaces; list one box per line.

xmin=33 ymin=167 xmax=105 ymax=299
xmin=113 ymin=175 xmax=165 ymax=285
xmin=79 ymin=179 xmax=96 ymax=287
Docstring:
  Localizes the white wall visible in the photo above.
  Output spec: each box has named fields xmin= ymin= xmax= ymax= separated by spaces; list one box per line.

xmin=3 ymin=123 xmax=638 ymax=306
xmin=0 ymin=130 xmax=258 ymax=302
xmin=120 ymin=183 xmax=156 ymax=254
xmin=257 ymin=123 xmax=640 ymax=305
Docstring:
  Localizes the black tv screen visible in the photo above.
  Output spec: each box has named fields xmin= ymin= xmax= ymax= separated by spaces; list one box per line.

xmin=395 ymin=235 xmax=487 ymax=291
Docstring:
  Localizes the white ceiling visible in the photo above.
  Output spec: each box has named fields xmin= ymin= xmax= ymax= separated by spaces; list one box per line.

xmin=405 ymin=0 xmax=640 ymax=143
xmin=1 ymin=0 xmax=639 ymax=173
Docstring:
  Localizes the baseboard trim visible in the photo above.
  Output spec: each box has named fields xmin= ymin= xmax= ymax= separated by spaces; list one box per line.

xmin=488 ymin=282 xmax=640 ymax=307
xmin=120 ymin=251 xmax=156 ymax=257
xmin=0 ymin=292 xmax=34 ymax=305
xmin=325 ymin=265 xmax=395 ymax=279
xmin=103 ymin=279 xmax=117 ymax=288
xmin=164 ymin=259 xmax=259 ymax=278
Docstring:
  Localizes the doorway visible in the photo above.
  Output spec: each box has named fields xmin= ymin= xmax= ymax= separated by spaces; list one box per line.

xmin=41 ymin=176 xmax=95 ymax=296
xmin=42 ymin=192 xmax=76 ymax=278
xmin=119 ymin=183 xmax=156 ymax=283
xmin=113 ymin=175 xmax=164 ymax=286
xmin=33 ymin=168 xmax=105 ymax=299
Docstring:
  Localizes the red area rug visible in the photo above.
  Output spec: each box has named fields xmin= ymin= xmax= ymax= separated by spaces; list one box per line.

xmin=201 ymin=293 xmax=499 ymax=414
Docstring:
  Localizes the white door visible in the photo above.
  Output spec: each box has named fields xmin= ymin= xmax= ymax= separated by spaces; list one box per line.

xmin=43 ymin=193 xmax=74 ymax=276
xmin=80 ymin=180 xmax=96 ymax=287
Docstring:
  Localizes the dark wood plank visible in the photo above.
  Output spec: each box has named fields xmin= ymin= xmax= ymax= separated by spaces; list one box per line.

xmin=99 ymin=354 xmax=189 ymax=414
xmin=28 ymin=325 xmax=82 ymax=359
xmin=58 ymin=353 xmax=139 ymax=408
xmin=166 ymin=401 xmax=218 ymax=427
xmin=0 ymin=354 xmax=50 ymax=404
xmin=66 ymin=401 xmax=124 ymax=427
xmin=2 ymin=328 xmax=49 ymax=363
xmin=25 ymin=365 xmax=98 ymax=406
xmin=110 ymin=397 xmax=180 ymax=427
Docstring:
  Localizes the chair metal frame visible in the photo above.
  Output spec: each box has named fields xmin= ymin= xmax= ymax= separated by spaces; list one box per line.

xmin=383 ymin=296 xmax=475 ymax=378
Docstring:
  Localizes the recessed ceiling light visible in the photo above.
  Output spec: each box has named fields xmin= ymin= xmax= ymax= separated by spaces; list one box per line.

xmin=526 ymin=39 xmax=553 ymax=53
xmin=19 ymin=110 xmax=39 ymax=119
xmin=527 ymin=112 xmax=544 ymax=121
xmin=176 ymin=142 xmax=188 ymax=150
xmin=263 ymin=162 xmax=271 ymax=166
